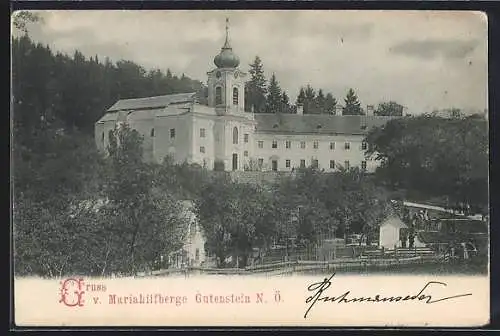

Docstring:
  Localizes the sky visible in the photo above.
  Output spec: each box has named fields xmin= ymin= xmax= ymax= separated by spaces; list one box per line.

xmin=13 ymin=10 xmax=488 ymax=114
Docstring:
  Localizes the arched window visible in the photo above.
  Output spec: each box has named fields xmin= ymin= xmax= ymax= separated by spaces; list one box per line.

xmin=233 ymin=126 xmax=238 ymax=144
xmin=215 ymin=86 xmax=222 ymax=105
xmin=233 ymin=87 xmax=239 ymax=105
xmin=150 ymin=128 xmax=155 ymax=137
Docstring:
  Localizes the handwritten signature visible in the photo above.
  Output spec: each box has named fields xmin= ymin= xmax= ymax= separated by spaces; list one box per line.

xmin=304 ymin=272 xmax=472 ymax=318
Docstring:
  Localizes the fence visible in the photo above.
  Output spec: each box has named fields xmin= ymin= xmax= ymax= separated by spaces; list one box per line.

xmin=146 ymin=256 xmax=443 ymax=277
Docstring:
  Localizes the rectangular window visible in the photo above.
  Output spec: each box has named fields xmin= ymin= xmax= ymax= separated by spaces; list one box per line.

xmin=345 ymin=142 xmax=350 ymax=150
xmin=313 ymin=141 xmax=319 ymax=149
xmin=244 ymin=150 xmax=248 ymax=157
xmin=330 ymin=142 xmax=335 ymax=150
xmin=258 ymin=158 xmax=264 ymax=167
xmin=361 ymin=160 xmax=367 ymax=170
xmin=285 ymin=140 xmax=291 ymax=149
xmin=272 ymin=160 xmax=278 ymax=171
xmin=312 ymin=159 xmax=319 ymax=168
xmin=361 ymin=141 xmax=367 ymax=150
xmin=233 ymin=87 xmax=239 ymax=105
xmin=285 ymin=159 xmax=291 ymax=168
xmin=258 ymin=141 xmax=264 ymax=149
xmin=215 ymin=87 xmax=222 ymax=105
xmin=244 ymin=134 xmax=249 ymax=143
xmin=300 ymin=159 xmax=306 ymax=168
xmin=300 ymin=141 xmax=306 ymax=149
xmin=200 ymin=146 xmax=205 ymax=153
xmin=272 ymin=140 xmax=278 ymax=149
xmin=345 ymin=160 xmax=350 ymax=170
xmin=200 ymin=128 xmax=206 ymax=138
xmin=170 ymin=128 xmax=176 ymax=139
xmin=330 ymin=160 xmax=335 ymax=169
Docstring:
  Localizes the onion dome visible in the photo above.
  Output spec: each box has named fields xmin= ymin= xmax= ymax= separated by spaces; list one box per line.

xmin=214 ymin=18 xmax=240 ymax=68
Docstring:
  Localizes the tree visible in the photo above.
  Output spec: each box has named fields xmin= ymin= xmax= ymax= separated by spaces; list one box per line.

xmin=265 ymin=73 xmax=282 ymax=113
xmin=343 ymin=88 xmax=364 ymax=115
xmin=12 ymin=34 xmax=205 ymax=136
xmin=273 ymin=167 xmax=389 ymax=245
xmin=196 ymin=176 xmax=280 ymax=268
xmin=304 ymin=85 xmax=316 ymax=114
xmin=324 ymin=93 xmax=337 ymax=115
xmin=296 ymin=87 xmax=306 ymax=105
xmin=12 ymin=11 xmax=43 ymax=34
xmin=11 ymin=30 xmax=205 ymax=277
xmin=102 ymin=123 xmax=186 ymax=275
xmin=314 ymin=89 xmax=326 ymax=114
xmin=245 ymin=56 xmax=267 ymax=113
xmin=280 ymin=91 xmax=292 ymax=114
xmin=365 ymin=115 xmax=488 ymax=210
xmin=375 ymin=101 xmax=404 ymax=116
xmin=445 ymin=108 xmax=464 ymax=119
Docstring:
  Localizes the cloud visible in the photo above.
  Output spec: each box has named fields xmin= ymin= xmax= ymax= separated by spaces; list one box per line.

xmin=389 ymin=38 xmax=480 ymax=60
xmin=13 ymin=10 xmax=488 ymax=114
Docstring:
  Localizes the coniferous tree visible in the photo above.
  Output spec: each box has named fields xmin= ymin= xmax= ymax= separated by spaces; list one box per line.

xmin=343 ymin=88 xmax=364 ymax=115
xmin=296 ymin=87 xmax=306 ymax=106
xmin=281 ymin=91 xmax=291 ymax=114
xmin=304 ymin=85 xmax=316 ymax=114
xmin=325 ymin=93 xmax=337 ymax=115
xmin=314 ymin=89 xmax=326 ymax=114
xmin=245 ymin=56 xmax=267 ymax=113
xmin=266 ymin=73 xmax=282 ymax=113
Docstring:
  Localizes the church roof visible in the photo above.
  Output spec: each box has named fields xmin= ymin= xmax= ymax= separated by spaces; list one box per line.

xmin=254 ymin=114 xmax=399 ymax=135
xmin=107 ymin=92 xmax=197 ymax=112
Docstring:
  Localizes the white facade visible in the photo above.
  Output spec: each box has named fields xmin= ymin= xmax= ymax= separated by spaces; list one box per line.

xmin=379 ymin=216 xmax=426 ymax=249
xmin=252 ymin=132 xmax=375 ymax=172
xmin=95 ymin=21 xmax=397 ymax=173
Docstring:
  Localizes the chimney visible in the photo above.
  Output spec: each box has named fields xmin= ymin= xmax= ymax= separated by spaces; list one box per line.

xmin=335 ymin=104 xmax=343 ymax=116
xmin=366 ymin=105 xmax=374 ymax=116
xmin=296 ymin=104 xmax=304 ymax=115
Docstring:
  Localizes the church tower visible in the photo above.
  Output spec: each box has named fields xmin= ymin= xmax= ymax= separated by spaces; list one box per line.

xmin=207 ymin=18 xmax=247 ymax=115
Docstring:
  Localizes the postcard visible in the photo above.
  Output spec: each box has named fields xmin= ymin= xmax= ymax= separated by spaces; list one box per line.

xmin=11 ymin=9 xmax=489 ymax=327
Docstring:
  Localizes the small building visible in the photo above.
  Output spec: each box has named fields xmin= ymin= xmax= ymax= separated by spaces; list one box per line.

xmin=379 ymin=215 xmax=425 ymax=249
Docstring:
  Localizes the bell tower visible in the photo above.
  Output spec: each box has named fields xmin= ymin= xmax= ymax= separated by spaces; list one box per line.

xmin=207 ymin=18 xmax=247 ymax=114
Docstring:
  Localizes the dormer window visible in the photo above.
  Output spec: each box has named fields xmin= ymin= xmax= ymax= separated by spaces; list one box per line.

xmin=316 ymin=124 xmax=322 ymax=129
xmin=273 ymin=124 xmax=279 ymax=129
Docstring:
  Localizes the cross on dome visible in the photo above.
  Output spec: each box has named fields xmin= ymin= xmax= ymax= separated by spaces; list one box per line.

xmin=214 ymin=17 xmax=240 ymax=68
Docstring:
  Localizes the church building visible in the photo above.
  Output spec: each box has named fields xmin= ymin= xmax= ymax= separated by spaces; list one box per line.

xmin=95 ymin=19 xmax=399 ymax=173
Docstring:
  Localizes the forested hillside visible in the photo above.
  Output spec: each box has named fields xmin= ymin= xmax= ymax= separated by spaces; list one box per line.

xmin=12 ymin=34 xmax=206 ymax=136
xmin=12 ymin=31 xmax=207 ymax=277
